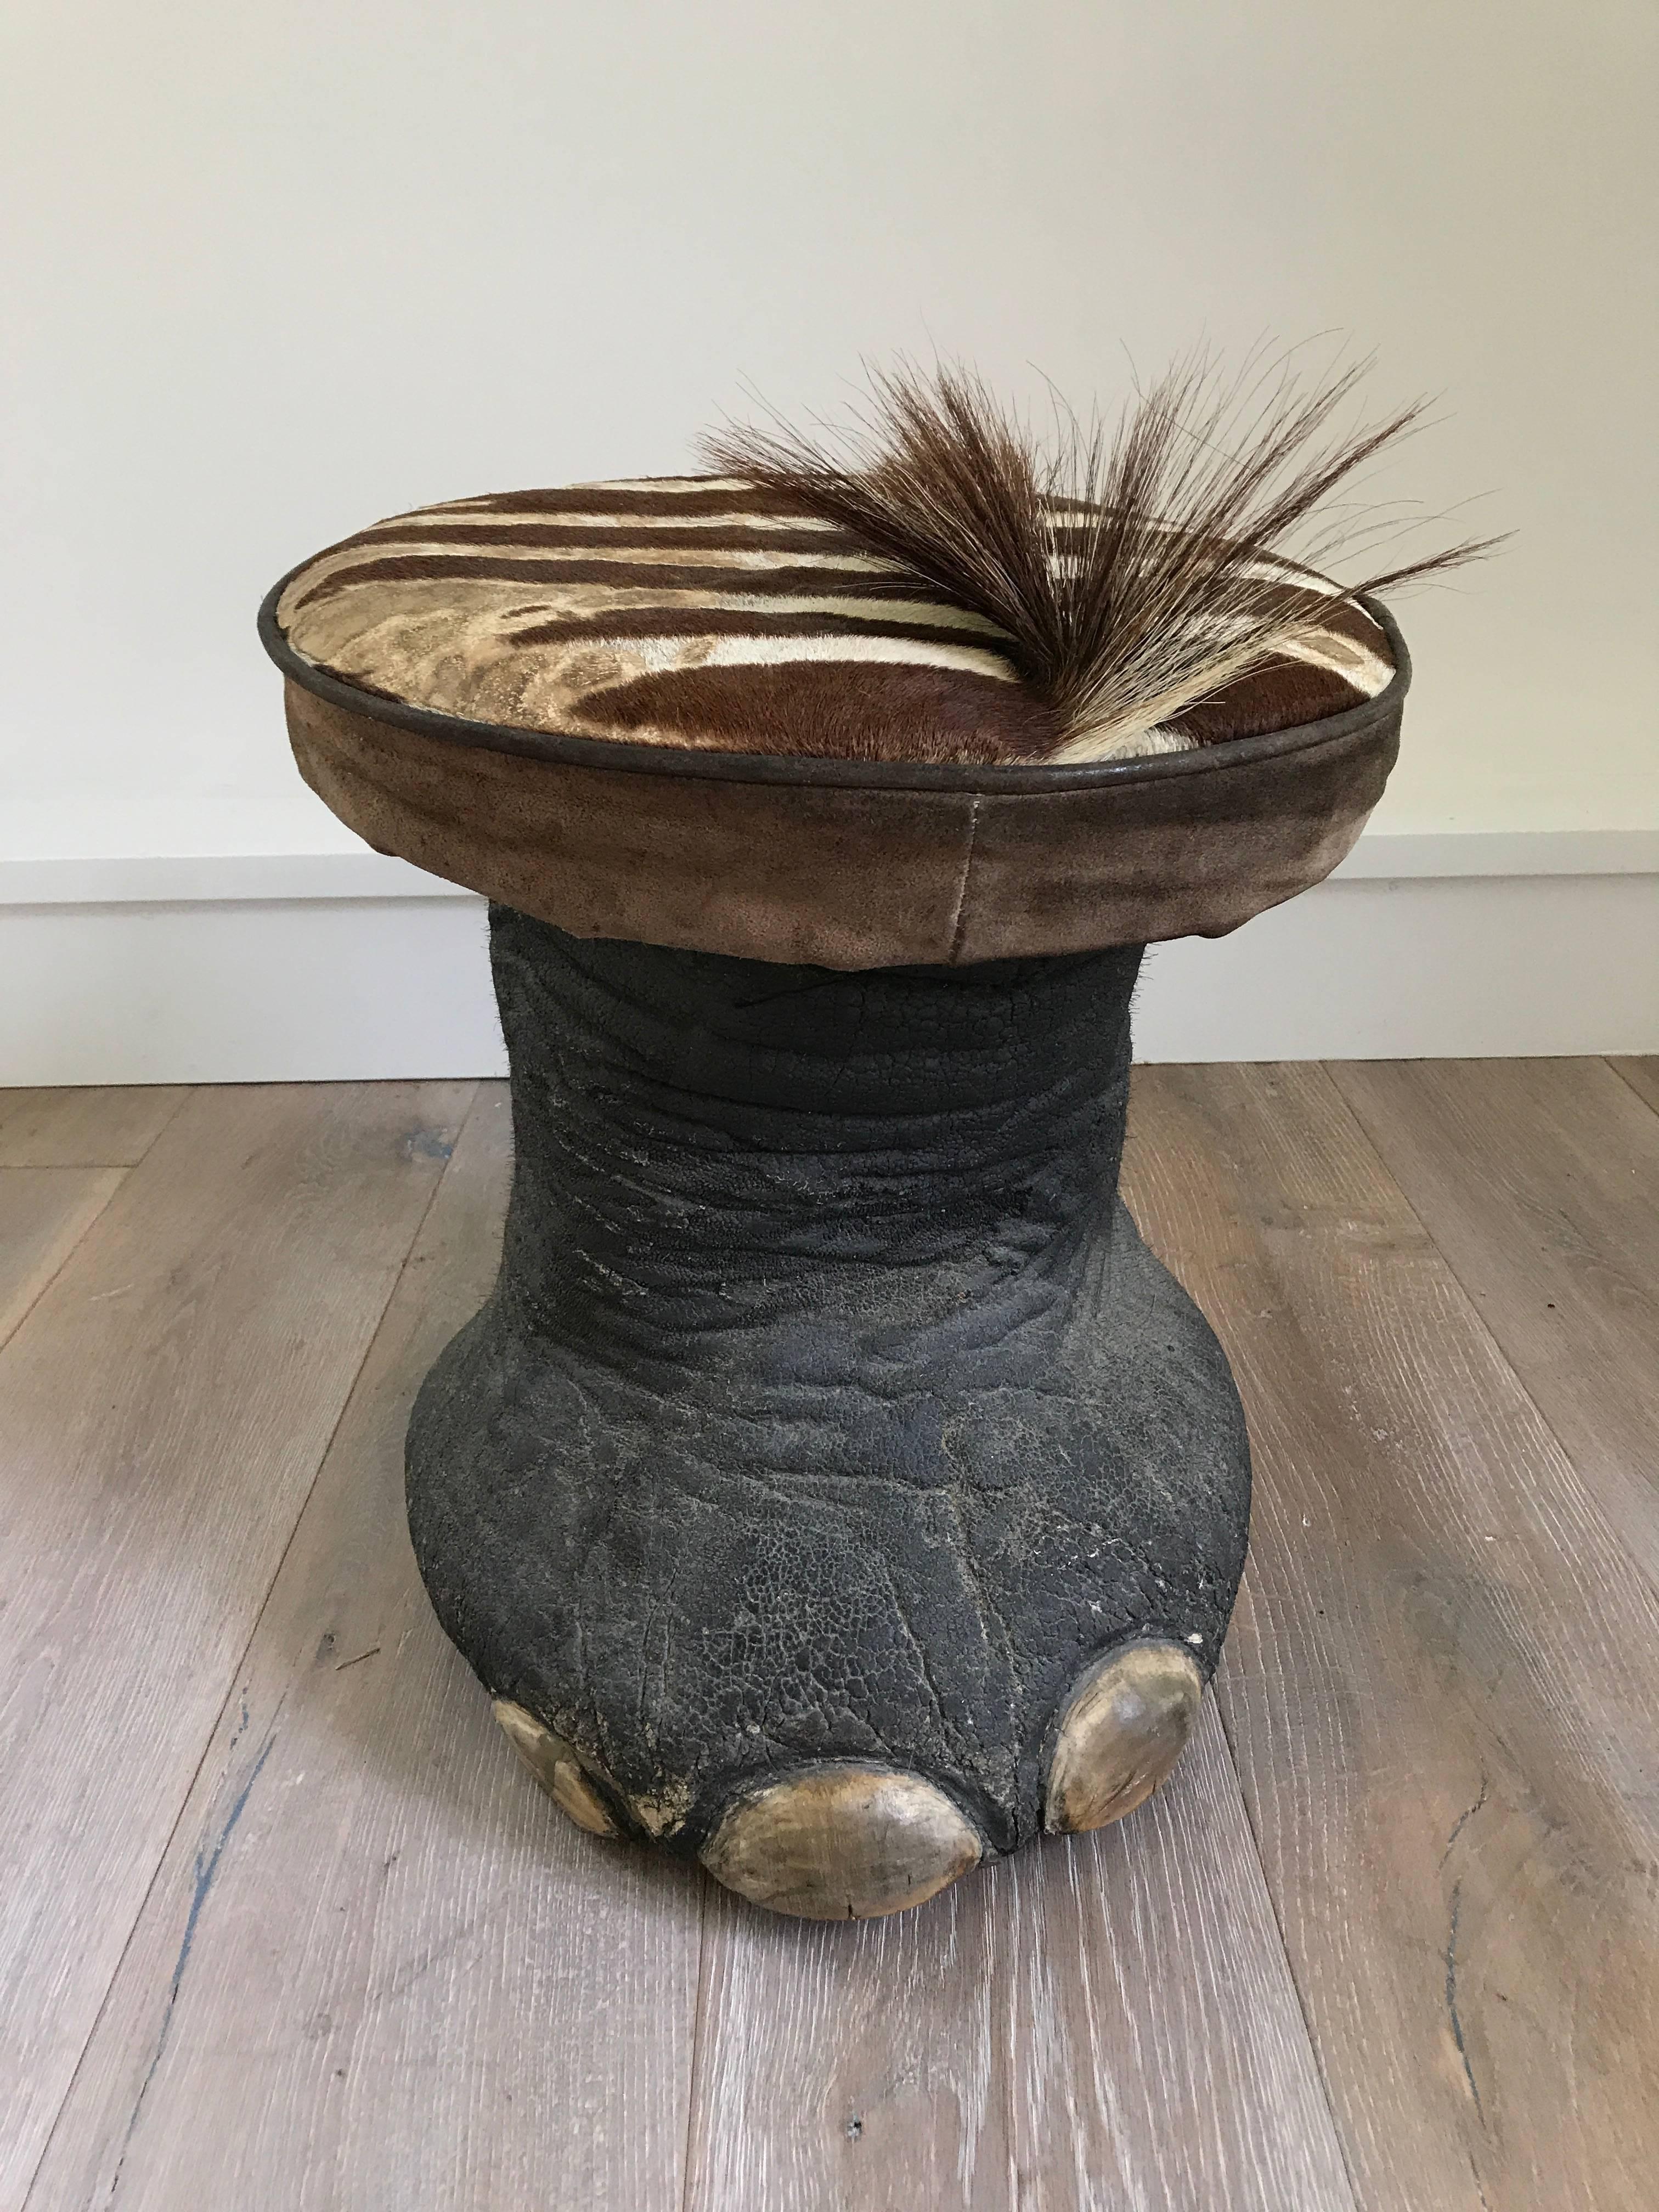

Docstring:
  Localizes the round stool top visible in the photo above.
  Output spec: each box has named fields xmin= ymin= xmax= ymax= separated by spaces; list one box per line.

xmin=272 ymin=475 xmax=1396 ymax=766
xmin=261 ymin=477 xmax=1408 ymax=968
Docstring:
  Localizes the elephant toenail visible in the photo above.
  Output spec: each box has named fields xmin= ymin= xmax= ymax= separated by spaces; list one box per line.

xmin=1044 ymin=1641 xmax=1204 ymax=1834
xmin=701 ymin=1762 xmax=982 ymax=1920
xmin=493 ymin=1699 xmax=619 ymax=1838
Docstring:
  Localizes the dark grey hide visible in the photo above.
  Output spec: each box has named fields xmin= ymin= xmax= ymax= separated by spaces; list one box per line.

xmin=406 ymin=905 xmax=1251 ymax=1860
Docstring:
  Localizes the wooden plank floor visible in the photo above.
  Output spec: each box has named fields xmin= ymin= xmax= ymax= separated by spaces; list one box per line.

xmin=2 ymin=1064 xmax=1655 ymax=2211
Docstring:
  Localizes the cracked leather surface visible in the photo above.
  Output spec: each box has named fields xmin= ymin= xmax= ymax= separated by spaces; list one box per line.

xmin=407 ymin=908 xmax=1251 ymax=1857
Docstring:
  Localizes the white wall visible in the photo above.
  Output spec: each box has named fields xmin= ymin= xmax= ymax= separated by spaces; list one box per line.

xmin=6 ymin=846 xmax=1657 ymax=1082
xmin=2 ymin=4 xmax=1655 ymax=1077
xmin=3 ymin=0 xmax=1654 ymax=866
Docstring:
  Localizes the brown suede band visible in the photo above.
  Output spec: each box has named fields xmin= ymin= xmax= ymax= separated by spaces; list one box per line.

xmin=280 ymin=618 xmax=1403 ymax=968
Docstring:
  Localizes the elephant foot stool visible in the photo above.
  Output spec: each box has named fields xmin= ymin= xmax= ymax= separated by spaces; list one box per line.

xmin=259 ymin=364 xmax=1453 ymax=1918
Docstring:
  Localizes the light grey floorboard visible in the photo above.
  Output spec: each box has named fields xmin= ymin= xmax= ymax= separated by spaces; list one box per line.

xmin=1126 ymin=1064 xmax=1659 ymax=2212
xmin=0 ymin=1081 xmax=472 ymax=2208
xmin=28 ymin=1089 xmax=701 ymax=2212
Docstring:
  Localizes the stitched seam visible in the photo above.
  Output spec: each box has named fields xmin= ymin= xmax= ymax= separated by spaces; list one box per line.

xmin=945 ymin=795 xmax=981 ymax=963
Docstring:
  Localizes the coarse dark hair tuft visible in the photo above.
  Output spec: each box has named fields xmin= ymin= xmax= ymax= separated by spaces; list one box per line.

xmin=701 ymin=345 xmax=1504 ymax=758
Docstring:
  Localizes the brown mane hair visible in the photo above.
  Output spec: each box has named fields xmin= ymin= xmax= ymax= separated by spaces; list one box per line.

xmin=701 ymin=346 xmax=1503 ymax=758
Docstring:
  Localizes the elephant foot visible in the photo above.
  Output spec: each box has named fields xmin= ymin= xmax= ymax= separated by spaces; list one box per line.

xmin=408 ymin=910 xmax=1250 ymax=1919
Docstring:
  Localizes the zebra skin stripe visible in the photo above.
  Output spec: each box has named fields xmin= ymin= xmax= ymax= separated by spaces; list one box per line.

xmin=275 ymin=477 xmax=1396 ymax=767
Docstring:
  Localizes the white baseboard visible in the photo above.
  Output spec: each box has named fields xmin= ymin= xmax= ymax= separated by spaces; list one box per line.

xmin=2 ymin=832 xmax=1655 ymax=1082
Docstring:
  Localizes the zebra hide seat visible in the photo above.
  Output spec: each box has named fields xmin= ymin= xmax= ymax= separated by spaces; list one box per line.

xmin=259 ymin=476 xmax=1407 ymax=969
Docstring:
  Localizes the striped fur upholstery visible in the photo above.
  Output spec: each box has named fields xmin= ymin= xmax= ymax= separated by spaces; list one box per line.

xmin=275 ymin=477 xmax=1396 ymax=768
